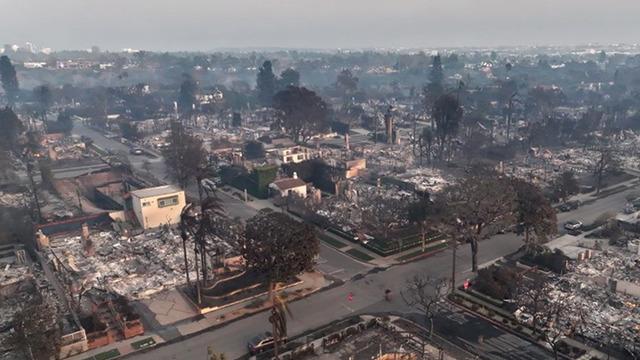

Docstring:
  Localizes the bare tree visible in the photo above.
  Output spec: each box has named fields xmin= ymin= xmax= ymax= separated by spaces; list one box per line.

xmin=401 ymin=274 xmax=449 ymax=339
xmin=163 ymin=120 xmax=207 ymax=189
xmin=518 ymin=281 xmax=583 ymax=360
xmin=592 ymin=147 xmax=620 ymax=194
xmin=9 ymin=299 xmax=61 ymax=360
xmin=362 ymin=194 xmax=408 ymax=241
xmin=515 ymin=272 xmax=548 ymax=334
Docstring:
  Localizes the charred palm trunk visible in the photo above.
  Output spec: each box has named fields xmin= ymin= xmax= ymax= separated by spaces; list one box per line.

xmin=181 ymin=232 xmax=190 ymax=286
xmin=193 ymin=241 xmax=201 ymax=304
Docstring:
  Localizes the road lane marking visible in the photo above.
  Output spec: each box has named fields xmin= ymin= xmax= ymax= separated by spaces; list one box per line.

xmin=341 ymin=303 xmax=355 ymax=313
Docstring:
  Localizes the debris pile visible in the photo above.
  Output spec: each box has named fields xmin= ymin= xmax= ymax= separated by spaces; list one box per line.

xmin=572 ymin=247 xmax=640 ymax=285
xmin=0 ymin=191 xmax=30 ymax=208
xmin=400 ymin=168 xmax=453 ymax=193
xmin=48 ymin=229 xmax=201 ymax=299
xmin=542 ymin=248 xmax=640 ymax=356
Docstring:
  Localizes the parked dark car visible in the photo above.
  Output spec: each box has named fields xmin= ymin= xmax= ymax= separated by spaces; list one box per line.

xmin=559 ymin=200 xmax=581 ymax=212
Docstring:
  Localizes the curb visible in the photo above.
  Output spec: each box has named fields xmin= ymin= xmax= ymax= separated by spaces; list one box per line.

xmin=445 ymin=298 xmax=571 ymax=359
xmin=116 ymin=278 xmax=344 ymax=360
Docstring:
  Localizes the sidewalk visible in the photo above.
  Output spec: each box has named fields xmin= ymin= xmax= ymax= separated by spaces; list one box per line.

xmin=174 ymin=271 xmax=329 ymax=336
xmin=564 ymin=176 xmax=639 ymax=204
xmin=66 ymin=334 xmax=165 ymax=360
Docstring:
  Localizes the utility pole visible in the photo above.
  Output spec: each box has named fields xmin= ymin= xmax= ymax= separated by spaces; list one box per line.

xmin=451 ymin=218 xmax=463 ymax=293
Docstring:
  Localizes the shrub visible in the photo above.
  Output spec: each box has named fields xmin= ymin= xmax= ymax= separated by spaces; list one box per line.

xmin=474 ymin=265 xmax=519 ymax=299
xmin=522 ymin=248 xmax=568 ymax=274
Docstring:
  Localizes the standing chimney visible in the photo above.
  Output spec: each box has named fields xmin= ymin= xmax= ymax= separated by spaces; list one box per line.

xmin=81 ymin=223 xmax=89 ymax=244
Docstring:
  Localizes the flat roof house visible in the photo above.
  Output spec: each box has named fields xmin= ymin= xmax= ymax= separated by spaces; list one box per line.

xmin=130 ymin=185 xmax=185 ymax=229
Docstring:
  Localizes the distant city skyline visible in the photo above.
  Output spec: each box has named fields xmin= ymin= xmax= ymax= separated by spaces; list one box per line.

xmin=2 ymin=0 xmax=639 ymax=51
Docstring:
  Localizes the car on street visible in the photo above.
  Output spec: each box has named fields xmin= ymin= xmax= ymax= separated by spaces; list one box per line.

xmin=247 ymin=332 xmax=286 ymax=355
xmin=564 ymin=220 xmax=583 ymax=231
xmin=129 ymin=148 xmax=144 ymax=155
xmin=558 ymin=200 xmax=581 ymax=212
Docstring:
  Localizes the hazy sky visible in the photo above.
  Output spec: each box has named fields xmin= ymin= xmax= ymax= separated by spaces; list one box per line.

xmin=2 ymin=0 xmax=639 ymax=51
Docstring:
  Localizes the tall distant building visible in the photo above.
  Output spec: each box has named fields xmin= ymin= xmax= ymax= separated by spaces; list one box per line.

xmin=24 ymin=42 xmax=36 ymax=53
xmin=91 ymin=45 xmax=101 ymax=54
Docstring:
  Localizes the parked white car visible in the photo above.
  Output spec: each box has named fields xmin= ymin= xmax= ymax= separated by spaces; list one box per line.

xmin=564 ymin=220 xmax=583 ymax=231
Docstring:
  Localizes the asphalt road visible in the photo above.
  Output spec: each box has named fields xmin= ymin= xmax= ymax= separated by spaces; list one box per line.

xmin=131 ymin=234 xmax=530 ymax=360
xmin=557 ymin=186 xmax=638 ymax=229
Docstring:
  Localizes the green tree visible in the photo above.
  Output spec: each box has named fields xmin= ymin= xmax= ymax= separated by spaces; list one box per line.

xmin=335 ymin=69 xmax=358 ymax=97
xmin=552 ymin=171 xmax=579 ymax=203
xmin=440 ymin=166 xmax=515 ymax=272
xmin=407 ymin=197 xmax=435 ymax=252
xmin=256 ymin=60 xmax=276 ymax=106
xmin=511 ymin=178 xmax=557 ymax=251
xmin=119 ymin=121 xmax=140 ymax=141
xmin=164 ymin=121 xmax=207 ymax=189
xmin=273 ymin=86 xmax=328 ymax=144
xmin=33 ymin=84 xmax=53 ymax=122
xmin=56 ymin=111 xmax=74 ymax=135
xmin=38 ymin=159 xmax=55 ymax=192
xmin=432 ymin=94 xmax=463 ymax=161
xmin=423 ymin=54 xmax=444 ymax=110
xmin=243 ymin=140 xmax=265 ymax=160
xmin=0 ymin=107 xmax=23 ymax=152
xmin=278 ymin=68 xmax=300 ymax=90
xmin=241 ymin=210 xmax=319 ymax=284
xmin=429 ymin=54 xmax=444 ymax=89
xmin=178 ymin=74 xmax=198 ymax=117
xmin=0 ymin=55 xmax=19 ymax=105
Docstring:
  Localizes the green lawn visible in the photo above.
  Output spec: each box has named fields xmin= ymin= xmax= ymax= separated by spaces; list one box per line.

xmin=317 ymin=233 xmax=348 ymax=249
xmin=131 ymin=337 xmax=156 ymax=350
xmin=92 ymin=349 xmax=121 ymax=360
xmin=346 ymin=248 xmax=374 ymax=262
xmin=396 ymin=242 xmax=448 ymax=262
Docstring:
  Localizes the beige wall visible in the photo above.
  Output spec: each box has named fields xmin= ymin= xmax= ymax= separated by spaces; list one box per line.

xmin=285 ymin=185 xmax=307 ymax=198
xmin=59 ymin=329 xmax=88 ymax=359
xmin=132 ymin=191 xmax=185 ymax=229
